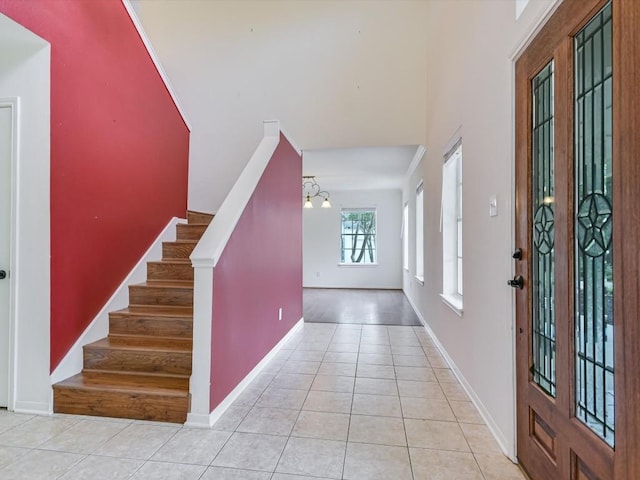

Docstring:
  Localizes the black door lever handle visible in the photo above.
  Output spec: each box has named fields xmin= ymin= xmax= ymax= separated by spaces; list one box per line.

xmin=0 ymin=270 xmax=6 ymax=280
xmin=508 ymin=275 xmax=524 ymax=289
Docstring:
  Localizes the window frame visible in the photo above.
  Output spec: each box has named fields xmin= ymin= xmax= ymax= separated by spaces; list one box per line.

xmin=339 ymin=207 xmax=378 ymax=266
xmin=415 ymin=182 xmax=424 ymax=283
xmin=402 ymin=202 xmax=409 ymax=271
xmin=441 ymin=140 xmax=463 ymax=314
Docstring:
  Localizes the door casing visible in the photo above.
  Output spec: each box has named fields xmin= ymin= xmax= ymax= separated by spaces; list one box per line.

xmin=0 ymin=98 xmax=19 ymax=410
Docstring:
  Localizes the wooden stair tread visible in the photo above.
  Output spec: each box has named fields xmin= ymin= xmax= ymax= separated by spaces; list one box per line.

xmin=187 ymin=210 xmax=214 ymax=225
xmin=88 ymin=336 xmax=191 ymax=351
xmin=162 ymin=240 xmax=199 ymax=261
xmin=55 ymin=372 xmax=189 ymax=396
xmin=135 ymin=280 xmax=194 ymax=287
xmin=148 ymin=259 xmax=192 ymax=265
xmin=176 ymin=224 xmax=208 ymax=241
xmin=111 ymin=306 xmax=193 ymax=317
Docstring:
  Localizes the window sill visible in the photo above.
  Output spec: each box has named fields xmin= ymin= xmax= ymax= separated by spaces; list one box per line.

xmin=338 ymin=263 xmax=378 ymax=267
xmin=415 ymin=275 xmax=424 ymax=285
xmin=440 ymin=293 xmax=463 ymax=317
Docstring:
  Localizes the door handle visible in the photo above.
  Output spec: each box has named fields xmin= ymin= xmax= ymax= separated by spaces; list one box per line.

xmin=0 ymin=270 xmax=6 ymax=280
xmin=508 ymin=275 xmax=524 ymax=289
xmin=512 ymin=248 xmax=523 ymax=260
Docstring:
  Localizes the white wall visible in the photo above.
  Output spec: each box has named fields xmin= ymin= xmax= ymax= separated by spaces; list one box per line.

xmin=402 ymin=0 xmax=557 ymax=459
xmin=132 ymin=0 xmax=428 ymax=212
xmin=304 ymin=189 xmax=402 ymax=289
xmin=0 ymin=14 xmax=51 ymax=413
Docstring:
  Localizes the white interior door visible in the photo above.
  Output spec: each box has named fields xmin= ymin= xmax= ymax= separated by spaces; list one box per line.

xmin=0 ymin=103 xmax=13 ymax=408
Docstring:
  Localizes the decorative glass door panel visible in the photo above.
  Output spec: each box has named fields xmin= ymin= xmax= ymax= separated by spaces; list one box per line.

xmin=574 ymin=3 xmax=614 ymax=447
xmin=531 ymin=62 xmax=556 ymax=397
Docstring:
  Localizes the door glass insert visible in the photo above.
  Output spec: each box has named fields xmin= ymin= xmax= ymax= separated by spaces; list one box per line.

xmin=531 ymin=61 xmax=556 ymax=397
xmin=574 ymin=1 xmax=614 ymax=447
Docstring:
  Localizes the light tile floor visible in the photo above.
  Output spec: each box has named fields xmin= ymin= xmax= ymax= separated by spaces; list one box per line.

xmin=0 ymin=323 xmax=528 ymax=479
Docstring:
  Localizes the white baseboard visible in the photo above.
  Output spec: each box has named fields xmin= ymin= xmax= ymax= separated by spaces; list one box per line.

xmin=404 ymin=291 xmax=426 ymax=327
xmin=403 ymin=289 xmax=516 ymax=462
xmin=303 ymin=284 xmax=403 ymax=290
xmin=417 ymin=317 xmax=515 ymax=461
xmin=50 ymin=217 xmax=186 ymax=384
xmin=185 ymin=317 xmax=304 ymax=428
xmin=14 ymin=400 xmax=51 ymax=416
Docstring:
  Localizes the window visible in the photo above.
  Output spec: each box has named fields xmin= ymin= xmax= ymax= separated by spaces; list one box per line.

xmin=415 ymin=183 xmax=424 ymax=282
xmin=340 ymin=208 xmax=377 ymax=264
xmin=441 ymin=142 xmax=463 ymax=311
xmin=402 ymin=202 xmax=409 ymax=270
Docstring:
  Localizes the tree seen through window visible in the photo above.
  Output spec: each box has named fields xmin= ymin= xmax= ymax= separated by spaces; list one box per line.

xmin=341 ymin=209 xmax=377 ymax=264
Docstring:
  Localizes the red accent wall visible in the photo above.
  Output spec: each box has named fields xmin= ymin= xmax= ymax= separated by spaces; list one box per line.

xmin=210 ymin=134 xmax=302 ymax=410
xmin=0 ymin=0 xmax=190 ymax=370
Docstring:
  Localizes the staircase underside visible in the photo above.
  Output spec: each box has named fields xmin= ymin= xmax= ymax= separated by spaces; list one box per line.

xmin=53 ymin=211 xmax=213 ymax=423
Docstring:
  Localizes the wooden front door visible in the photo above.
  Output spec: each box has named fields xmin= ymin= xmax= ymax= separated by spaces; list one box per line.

xmin=515 ymin=0 xmax=640 ymax=478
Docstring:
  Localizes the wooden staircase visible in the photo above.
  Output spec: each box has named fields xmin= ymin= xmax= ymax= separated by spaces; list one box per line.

xmin=53 ymin=211 xmax=213 ymax=423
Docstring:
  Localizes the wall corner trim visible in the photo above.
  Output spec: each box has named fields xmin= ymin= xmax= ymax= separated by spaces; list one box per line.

xmin=404 ymin=145 xmax=426 ymax=182
xmin=13 ymin=400 xmax=51 ymax=416
xmin=186 ymin=318 xmax=304 ymax=428
xmin=509 ymin=0 xmax=564 ymax=61
xmin=278 ymin=124 xmax=302 ymax=156
xmin=121 ymin=0 xmax=192 ymax=131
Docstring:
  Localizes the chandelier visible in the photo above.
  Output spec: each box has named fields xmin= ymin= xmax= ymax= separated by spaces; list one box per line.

xmin=302 ymin=176 xmax=331 ymax=209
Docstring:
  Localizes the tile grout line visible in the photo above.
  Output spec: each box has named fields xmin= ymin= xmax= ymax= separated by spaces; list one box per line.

xmin=273 ymin=322 xmax=338 ymax=478
xmin=339 ymin=324 xmax=364 ymax=479
xmin=429 ymin=338 xmax=488 ymax=480
xmin=396 ymin=326 xmax=417 ymax=480
xmin=207 ymin=350 xmax=285 ymax=472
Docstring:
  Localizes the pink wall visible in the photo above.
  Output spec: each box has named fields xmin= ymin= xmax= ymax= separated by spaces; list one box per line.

xmin=210 ymin=134 xmax=302 ymax=410
xmin=0 ymin=0 xmax=190 ymax=369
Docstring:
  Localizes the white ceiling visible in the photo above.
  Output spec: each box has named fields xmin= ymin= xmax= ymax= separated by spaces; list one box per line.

xmin=302 ymin=145 xmax=419 ymax=191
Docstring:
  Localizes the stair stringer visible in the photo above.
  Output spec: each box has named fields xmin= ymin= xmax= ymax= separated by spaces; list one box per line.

xmin=50 ymin=216 xmax=187 ymax=385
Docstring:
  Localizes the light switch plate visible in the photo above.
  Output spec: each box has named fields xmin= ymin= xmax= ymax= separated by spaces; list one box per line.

xmin=489 ymin=195 xmax=498 ymax=217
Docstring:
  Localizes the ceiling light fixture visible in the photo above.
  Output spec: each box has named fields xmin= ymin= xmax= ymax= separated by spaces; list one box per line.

xmin=302 ymin=175 xmax=331 ymax=209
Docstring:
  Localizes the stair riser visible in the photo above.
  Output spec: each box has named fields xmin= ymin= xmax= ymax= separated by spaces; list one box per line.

xmin=187 ymin=211 xmax=214 ymax=225
xmin=107 ymin=335 xmax=192 ymax=349
xmin=147 ymin=262 xmax=194 ymax=281
xmin=53 ymin=387 xmax=189 ymax=423
xmin=129 ymin=285 xmax=193 ymax=307
xmin=84 ymin=348 xmax=192 ymax=375
xmin=176 ymin=224 xmax=207 ymax=241
xmin=162 ymin=242 xmax=196 ymax=259
xmin=109 ymin=316 xmax=192 ymax=338
xmin=81 ymin=370 xmax=190 ymax=390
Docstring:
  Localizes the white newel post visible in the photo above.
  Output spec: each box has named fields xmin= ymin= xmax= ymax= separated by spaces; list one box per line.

xmin=185 ymin=264 xmax=214 ymax=427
